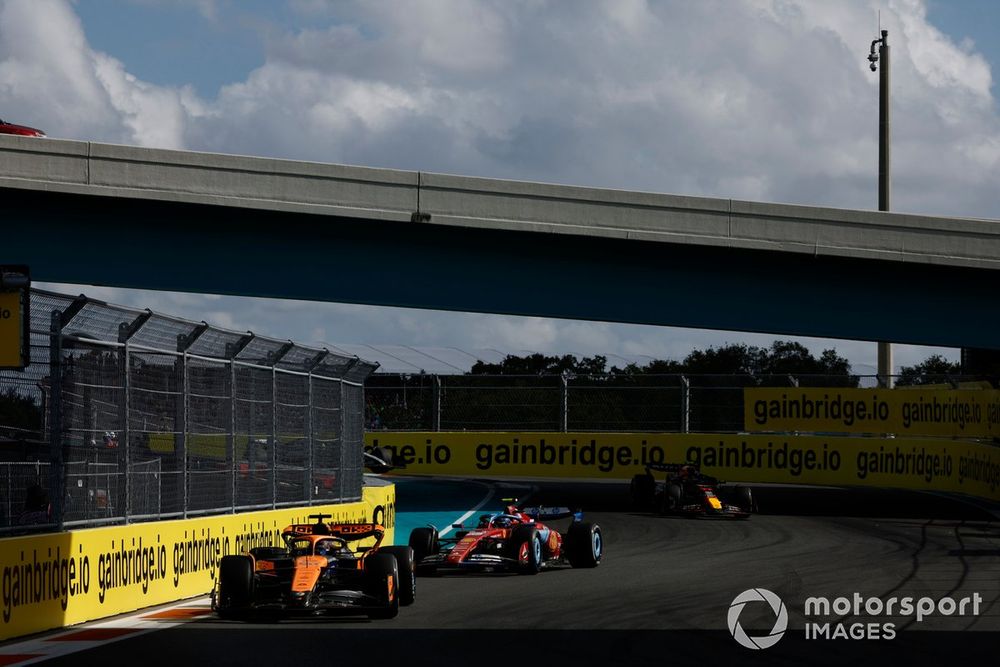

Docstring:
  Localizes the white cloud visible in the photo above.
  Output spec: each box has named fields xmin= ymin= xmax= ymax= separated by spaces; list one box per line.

xmin=12 ymin=0 xmax=990 ymax=372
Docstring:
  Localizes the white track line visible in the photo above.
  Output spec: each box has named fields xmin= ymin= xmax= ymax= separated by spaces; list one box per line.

xmin=435 ymin=482 xmax=496 ymax=538
xmin=434 ymin=482 xmax=538 ymax=537
xmin=0 ymin=597 xmax=212 ymax=665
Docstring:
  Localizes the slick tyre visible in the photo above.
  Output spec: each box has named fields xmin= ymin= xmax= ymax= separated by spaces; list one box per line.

xmin=365 ymin=553 xmax=400 ymax=619
xmin=735 ymin=486 xmax=756 ymax=517
xmin=218 ymin=555 xmax=253 ymax=614
xmin=629 ymin=474 xmax=655 ymax=509
xmin=661 ymin=482 xmax=683 ymax=514
xmin=508 ymin=525 xmax=542 ymax=575
xmin=567 ymin=522 xmax=603 ymax=568
xmin=380 ymin=546 xmax=416 ymax=606
xmin=408 ymin=527 xmax=439 ymax=575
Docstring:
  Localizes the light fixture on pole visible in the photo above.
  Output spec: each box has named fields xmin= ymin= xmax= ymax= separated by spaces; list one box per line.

xmin=869 ymin=29 xmax=893 ymax=389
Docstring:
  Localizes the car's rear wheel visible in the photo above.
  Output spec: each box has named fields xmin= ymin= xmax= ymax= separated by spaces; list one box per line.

xmin=629 ymin=473 xmax=655 ymax=509
xmin=408 ymin=526 xmax=439 ymax=575
xmin=566 ymin=522 xmax=603 ymax=568
xmin=218 ymin=555 xmax=254 ymax=616
xmin=380 ymin=546 xmax=416 ymax=606
xmin=365 ymin=553 xmax=400 ymax=619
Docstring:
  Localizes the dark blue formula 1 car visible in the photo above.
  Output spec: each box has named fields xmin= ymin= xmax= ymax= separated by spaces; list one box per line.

xmin=629 ymin=463 xmax=756 ymax=518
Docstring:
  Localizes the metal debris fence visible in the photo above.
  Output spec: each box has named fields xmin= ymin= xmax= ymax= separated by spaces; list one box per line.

xmin=0 ymin=289 xmax=376 ymax=535
xmin=362 ymin=371 xmax=976 ymax=433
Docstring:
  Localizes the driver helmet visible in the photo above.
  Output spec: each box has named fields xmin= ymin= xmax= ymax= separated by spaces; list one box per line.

xmin=493 ymin=515 xmax=512 ymax=528
xmin=316 ymin=539 xmax=334 ymax=556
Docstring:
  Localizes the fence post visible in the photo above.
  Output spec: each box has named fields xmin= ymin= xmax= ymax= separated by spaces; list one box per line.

xmin=560 ymin=373 xmax=569 ymax=432
xmin=307 ymin=370 xmax=314 ymax=505
xmin=271 ymin=365 xmax=278 ymax=510
xmin=226 ymin=334 xmax=253 ymax=512
xmin=175 ymin=341 xmax=189 ymax=519
xmin=121 ymin=332 xmax=131 ymax=523
xmin=338 ymin=378 xmax=346 ymax=502
xmin=48 ymin=311 xmax=65 ymax=530
xmin=433 ymin=375 xmax=442 ymax=432
xmin=680 ymin=376 xmax=690 ymax=434
xmin=306 ymin=350 xmax=328 ymax=507
xmin=229 ymin=360 xmax=236 ymax=512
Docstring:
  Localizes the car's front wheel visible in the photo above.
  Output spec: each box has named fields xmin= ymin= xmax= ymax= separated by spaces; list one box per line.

xmin=507 ymin=525 xmax=542 ymax=574
xmin=217 ymin=555 xmax=254 ymax=617
xmin=629 ymin=473 xmax=655 ymax=509
xmin=380 ymin=546 xmax=416 ymax=606
xmin=566 ymin=522 xmax=603 ymax=568
xmin=365 ymin=553 xmax=400 ymax=619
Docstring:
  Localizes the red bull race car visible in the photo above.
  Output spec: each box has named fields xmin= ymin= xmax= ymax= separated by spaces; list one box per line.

xmin=211 ymin=514 xmax=414 ymax=619
xmin=629 ymin=463 xmax=755 ymax=518
xmin=407 ymin=499 xmax=603 ymax=575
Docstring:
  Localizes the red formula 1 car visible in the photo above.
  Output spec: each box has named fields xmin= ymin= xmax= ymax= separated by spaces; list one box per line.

xmin=629 ymin=463 xmax=756 ymax=518
xmin=211 ymin=514 xmax=414 ymax=619
xmin=407 ymin=499 xmax=603 ymax=575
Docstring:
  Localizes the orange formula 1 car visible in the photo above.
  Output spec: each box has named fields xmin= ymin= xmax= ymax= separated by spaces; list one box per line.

xmin=211 ymin=514 xmax=414 ymax=619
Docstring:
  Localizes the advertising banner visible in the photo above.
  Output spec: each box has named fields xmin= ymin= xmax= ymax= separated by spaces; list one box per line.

xmin=0 ymin=484 xmax=394 ymax=641
xmin=743 ymin=388 xmax=1000 ymax=439
xmin=366 ymin=431 xmax=1000 ymax=501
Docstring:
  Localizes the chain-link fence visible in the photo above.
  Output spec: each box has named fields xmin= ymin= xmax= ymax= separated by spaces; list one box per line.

xmin=0 ymin=289 xmax=376 ymax=535
xmin=364 ymin=371 xmax=982 ymax=432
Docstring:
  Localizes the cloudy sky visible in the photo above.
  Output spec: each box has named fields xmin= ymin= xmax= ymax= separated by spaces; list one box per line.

xmin=5 ymin=0 xmax=999 ymax=373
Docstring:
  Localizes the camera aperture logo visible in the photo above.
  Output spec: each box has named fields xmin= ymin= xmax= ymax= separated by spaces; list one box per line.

xmin=727 ymin=589 xmax=984 ymax=647
xmin=728 ymin=588 xmax=788 ymax=650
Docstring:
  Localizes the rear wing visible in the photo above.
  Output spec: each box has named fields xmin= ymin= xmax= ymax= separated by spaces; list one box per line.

xmin=283 ymin=522 xmax=385 ymax=542
xmin=522 ymin=507 xmax=584 ymax=522
xmin=644 ymin=462 xmax=698 ymax=474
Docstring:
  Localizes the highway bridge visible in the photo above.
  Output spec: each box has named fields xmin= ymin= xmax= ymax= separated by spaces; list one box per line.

xmin=3 ymin=134 xmax=1000 ymax=349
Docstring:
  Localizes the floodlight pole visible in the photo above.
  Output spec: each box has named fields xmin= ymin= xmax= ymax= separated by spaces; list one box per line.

xmin=869 ymin=29 xmax=893 ymax=388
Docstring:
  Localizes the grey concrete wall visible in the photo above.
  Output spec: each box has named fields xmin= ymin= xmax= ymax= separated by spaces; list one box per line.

xmin=3 ymin=134 xmax=1000 ymax=270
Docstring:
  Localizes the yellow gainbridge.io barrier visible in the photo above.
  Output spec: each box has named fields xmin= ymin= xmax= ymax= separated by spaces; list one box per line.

xmin=743 ymin=387 xmax=1000 ymax=439
xmin=365 ymin=432 xmax=1000 ymax=502
xmin=0 ymin=484 xmax=395 ymax=641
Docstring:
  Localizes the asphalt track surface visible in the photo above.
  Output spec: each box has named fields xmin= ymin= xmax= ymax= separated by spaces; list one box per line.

xmin=27 ymin=482 xmax=1000 ymax=666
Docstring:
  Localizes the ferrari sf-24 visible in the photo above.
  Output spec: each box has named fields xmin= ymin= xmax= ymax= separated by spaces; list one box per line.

xmin=407 ymin=498 xmax=603 ymax=574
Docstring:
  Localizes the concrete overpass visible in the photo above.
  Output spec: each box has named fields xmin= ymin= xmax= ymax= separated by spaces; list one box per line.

xmin=2 ymin=135 xmax=999 ymax=349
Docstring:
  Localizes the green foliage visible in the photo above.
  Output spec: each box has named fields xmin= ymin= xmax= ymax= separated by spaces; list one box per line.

xmin=0 ymin=388 xmax=42 ymax=436
xmin=896 ymin=354 xmax=962 ymax=387
xmin=471 ymin=354 xmax=608 ymax=376
xmin=470 ymin=341 xmax=854 ymax=380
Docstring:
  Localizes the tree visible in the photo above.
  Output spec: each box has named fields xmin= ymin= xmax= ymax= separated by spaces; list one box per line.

xmin=896 ymin=354 xmax=961 ymax=387
xmin=471 ymin=354 xmax=608 ymax=376
xmin=0 ymin=388 xmax=42 ymax=439
xmin=682 ymin=344 xmax=761 ymax=375
xmin=468 ymin=342 xmax=853 ymax=380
